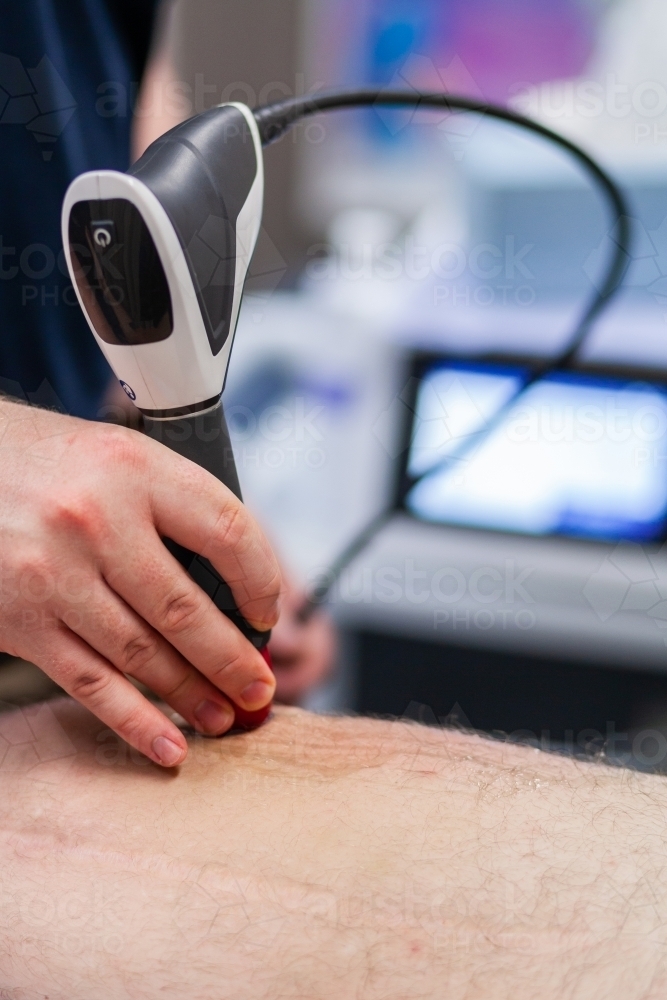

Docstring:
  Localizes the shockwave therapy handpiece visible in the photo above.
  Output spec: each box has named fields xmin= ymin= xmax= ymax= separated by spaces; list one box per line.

xmin=61 ymin=103 xmax=270 ymax=729
xmin=62 ymin=89 xmax=630 ymax=729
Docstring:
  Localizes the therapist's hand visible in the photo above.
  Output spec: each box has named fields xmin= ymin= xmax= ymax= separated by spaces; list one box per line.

xmin=0 ymin=399 xmax=280 ymax=766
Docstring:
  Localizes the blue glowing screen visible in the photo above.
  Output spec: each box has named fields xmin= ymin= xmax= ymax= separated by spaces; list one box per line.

xmin=405 ymin=363 xmax=667 ymax=542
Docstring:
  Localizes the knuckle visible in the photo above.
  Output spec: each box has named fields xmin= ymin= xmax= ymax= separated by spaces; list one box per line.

xmin=211 ymin=501 xmax=248 ymax=550
xmin=241 ymin=567 xmax=282 ymax=627
xmin=94 ymin=425 xmax=144 ymax=468
xmin=11 ymin=548 xmax=57 ymax=606
xmin=164 ymin=671 xmax=195 ymax=701
xmin=15 ymin=547 xmax=53 ymax=581
xmin=158 ymin=588 xmax=202 ymax=635
xmin=46 ymin=491 xmax=105 ymax=544
xmin=69 ymin=666 xmax=113 ymax=705
xmin=262 ymin=567 xmax=283 ymax=611
xmin=209 ymin=647 xmax=246 ymax=685
xmin=121 ymin=632 xmax=160 ymax=676
xmin=114 ymin=704 xmax=149 ymax=745
xmin=77 ymin=424 xmax=149 ymax=487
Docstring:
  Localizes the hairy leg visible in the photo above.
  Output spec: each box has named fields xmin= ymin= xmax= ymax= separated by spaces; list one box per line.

xmin=1 ymin=699 xmax=667 ymax=999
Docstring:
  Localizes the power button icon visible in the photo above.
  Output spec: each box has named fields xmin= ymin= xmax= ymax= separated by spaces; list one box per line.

xmin=93 ymin=227 xmax=111 ymax=248
xmin=91 ymin=219 xmax=114 ymax=249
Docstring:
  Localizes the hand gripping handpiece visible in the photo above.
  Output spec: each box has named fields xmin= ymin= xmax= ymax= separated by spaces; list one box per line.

xmin=61 ymin=103 xmax=271 ymax=729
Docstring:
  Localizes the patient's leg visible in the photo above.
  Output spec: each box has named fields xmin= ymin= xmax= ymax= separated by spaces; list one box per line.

xmin=1 ymin=698 xmax=667 ymax=1000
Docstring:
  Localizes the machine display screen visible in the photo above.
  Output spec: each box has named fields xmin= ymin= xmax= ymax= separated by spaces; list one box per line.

xmin=68 ymin=198 xmax=173 ymax=346
xmin=403 ymin=360 xmax=667 ymax=543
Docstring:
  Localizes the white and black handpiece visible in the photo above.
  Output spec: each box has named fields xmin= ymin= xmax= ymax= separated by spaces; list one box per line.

xmin=61 ymin=103 xmax=269 ymax=670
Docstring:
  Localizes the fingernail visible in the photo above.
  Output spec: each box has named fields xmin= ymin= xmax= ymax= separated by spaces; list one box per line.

xmin=152 ymin=736 xmax=185 ymax=767
xmin=240 ymin=679 xmax=274 ymax=710
xmin=194 ymin=699 xmax=234 ymax=735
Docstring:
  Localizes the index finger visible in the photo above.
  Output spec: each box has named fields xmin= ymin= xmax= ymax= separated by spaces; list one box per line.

xmin=147 ymin=444 xmax=281 ymax=631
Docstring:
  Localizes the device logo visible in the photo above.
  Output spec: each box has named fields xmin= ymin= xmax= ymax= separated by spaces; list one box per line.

xmin=119 ymin=381 xmax=136 ymax=401
xmin=0 ymin=53 xmax=77 ymax=161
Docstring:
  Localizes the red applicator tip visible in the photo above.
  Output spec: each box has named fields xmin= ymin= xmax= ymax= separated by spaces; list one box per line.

xmin=230 ymin=645 xmax=274 ymax=731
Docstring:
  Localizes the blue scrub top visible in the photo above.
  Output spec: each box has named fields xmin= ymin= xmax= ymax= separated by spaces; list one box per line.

xmin=0 ymin=0 xmax=161 ymax=418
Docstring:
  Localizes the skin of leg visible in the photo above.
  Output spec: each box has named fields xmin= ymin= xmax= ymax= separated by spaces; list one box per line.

xmin=1 ymin=699 xmax=667 ymax=1000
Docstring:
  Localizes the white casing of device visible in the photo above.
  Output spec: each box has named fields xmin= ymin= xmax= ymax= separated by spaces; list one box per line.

xmin=61 ymin=103 xmax=264 ymax=414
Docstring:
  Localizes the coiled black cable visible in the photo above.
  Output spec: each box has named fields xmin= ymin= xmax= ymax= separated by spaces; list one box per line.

xmin=252 ymin=88 xmax=632 ymax=619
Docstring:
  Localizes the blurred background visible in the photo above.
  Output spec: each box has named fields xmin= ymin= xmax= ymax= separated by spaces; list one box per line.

xmin=12 ymin=0 xmax=667 ymax=769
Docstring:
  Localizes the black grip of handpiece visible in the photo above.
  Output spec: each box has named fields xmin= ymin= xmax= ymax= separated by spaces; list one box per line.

xmin=143 ymin=403 xmax=270 ymax=650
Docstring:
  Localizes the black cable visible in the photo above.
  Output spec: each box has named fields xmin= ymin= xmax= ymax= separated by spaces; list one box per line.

xmin=255 ymin=88 xmax=630 ymax=358
xmin=253 ymin=88 xmax=632 ymax=621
